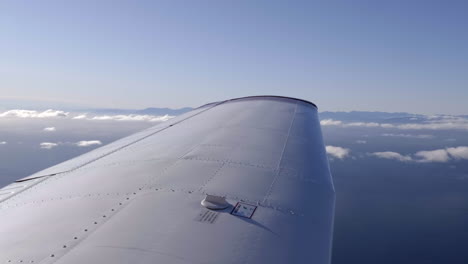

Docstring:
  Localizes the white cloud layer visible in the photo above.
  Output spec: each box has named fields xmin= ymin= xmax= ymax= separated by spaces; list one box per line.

xmin=326 ymin=146 xmax=350 ymax=159
xmin=371 ymin=146 xmax=468 ymax=163
xmin=320 ymin=116 xmax=468 ymax=131
xmin=90 ymin=114 xmax=173 ymax=122
xmin=446 ymin=146 xmax=468 ymax=160
xmin=39 ymin=140 xmax=103 ymax=148
xmin=40 ymin=142 xmax=58 ymax=149
xmin=320 ymin=119 xmax=342 ymax=126
xmin=72 ymin=114 xmax=87 ymax=120
xmin=0 ymin=141 xmax=6 ymax=145
xmin=75 ymin=140 xmax=102 ymax=147
xmin=396 ymin=122 xmax=468 ymax=130
xmin=356 ymin=140 xmax=367 ymax=144
xmin=0 ymin=109 xmax=173 ymax=123
xmin=0 ymin=109 xmax=68 ymax=118
xmin=415 ymin=149 xmax=451 ymax=163
xmin=381 ymin=133 xmax=434 ymax=139
xmin=371 ymin=151 xmax=412 ymax=162
xmin=43 ymin=127 xmax=56 ymax=132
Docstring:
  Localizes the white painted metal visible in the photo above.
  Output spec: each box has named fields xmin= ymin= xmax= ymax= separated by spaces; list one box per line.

xmin=0 ymin=96 xmax=335 ymax=264
xmin=201 ymin=194 xmax=230 ymax=210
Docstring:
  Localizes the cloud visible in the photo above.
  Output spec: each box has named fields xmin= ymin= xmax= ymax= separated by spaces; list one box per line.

xmin=415 ymin=149 xmax=451 ymax=163
xmin=319 ymin=116 xmax=468 ymax=131
xmin=72 ymin=114 xmax=87 ymax=120
xmin=75 ymin=140 xmax=102 ymax=147
xmin=371 ymin=146 xmax=468 ymax=163
xmin=345 ymin=122 xmax=380 ymax=127
xmin=0 ymin=109 xmax=176 ymax=123
xmin=395 ymin=122 xmax=468 ymax=131
xmin=320 ymin=119 xmax=343 ymax=126
xmin=371 ymin=151 xmax=413 ymax=162
xmin=356 ymin=140 xmax=367 ymax=144
xmin=43 ymin=127 xmax=56 ymax=132
xmin=446 ymin=146 xmax=468 ymax=160
xmin=320 ymin=119 xmax=383 ymax=128
xmin=326 ymin=146 xmax=350 ymax=159
xmin=0 ymin=141 xmax=6 ymax=145
xmin=0 ymin=109 xmax=174 ymax=123
xmin=39 ymin=140 xmax=103 ymax=148
xmin=381 ymin=133 xmax=434 ymax=139
xmin=90 ymin=114 xmax=173 ymax=122
xmin=40 ymin=142 xmax=58 ymax=149
xmin=0 ymin=109 xmax=68 ymax=118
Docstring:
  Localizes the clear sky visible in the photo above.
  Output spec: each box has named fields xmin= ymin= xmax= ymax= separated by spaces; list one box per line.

xmin=1 ymin=0 xmax=467 ymax=114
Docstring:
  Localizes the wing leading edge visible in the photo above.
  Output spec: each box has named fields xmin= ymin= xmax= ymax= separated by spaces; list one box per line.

xmin=0 ymin=96 xmax=335 ymax=264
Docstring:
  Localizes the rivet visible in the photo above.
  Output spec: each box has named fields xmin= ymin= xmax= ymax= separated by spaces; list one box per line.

xmin=111 ymin=209 xmax=115 ymax=211
xmin=50 ymin=254 xmax=55 ymax=257
xmin=84 ymin=229 xmax=88 ymax=232
xmin=94 ymin=222 xmax=98 ymax=224
xmin=103 ymin=215 xmax=106 ymax=218
xmin=74 ymin=237 xmax=78 ymax=239
xmin=126 ymin=198 xmax=129 ymax=200
xmin=63 ymin=245 xmax=67 ymax=248
xmin=119 ymin=203 xmax=122 ymax=205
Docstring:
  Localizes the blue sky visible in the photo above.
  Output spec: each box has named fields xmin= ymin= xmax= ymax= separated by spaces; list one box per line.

xmin=1 ymin=0 xmax=467 ymax=114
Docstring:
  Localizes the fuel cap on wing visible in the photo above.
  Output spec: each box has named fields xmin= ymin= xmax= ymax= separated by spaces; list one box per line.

xmin=201 ymin=194 xmax=230 ymax=210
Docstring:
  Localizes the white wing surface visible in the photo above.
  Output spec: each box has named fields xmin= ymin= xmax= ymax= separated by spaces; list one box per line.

xmin=0 ymin=96 xmax=335 ymax=264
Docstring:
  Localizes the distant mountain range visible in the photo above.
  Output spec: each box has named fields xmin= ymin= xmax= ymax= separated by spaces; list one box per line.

xmin=85 ymin=109 xmax=428 ymax=123
xmin=0 ymin=99 xmax=194 ymax=116
xmin=319 ymin=111 xmax=424 ymax=123
xmin=82 ymin=107 xmax=194 ymax=116
xmin=0 ymin=97 xmax=462 ymax=122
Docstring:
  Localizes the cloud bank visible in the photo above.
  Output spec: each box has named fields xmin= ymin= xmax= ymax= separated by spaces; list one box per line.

xmin=321 ymin=116 xmax=468 ymax=131
xmin=90 ymin=114 xmax=173 ymax=122
xmin=415 ymin=149 xmax=451 ymax=163
xmin=75 ymin=140 xmax=102 ymax=147
xmin=0 ymin=109 xmax=174 ymax=123
xmin=43 ymin=127 xmax=56 ymax=132
xmin=0 ymin=109 xmax=68 ymax=118
xmin=381 ymin=133 xmax=434 ymax=139
xmin=326 ymin=146 xmax=350 ymax=159
xmin=371 ymin=146 xmax=468 ymax=163
xmin=72 ymin=114 xmax=87 ymax=120
xmin=371 ymin=151 xmax=413 ymax=162
xmin=40 ymin=142 xmax=58 ymax=149
xmin=320 ymin=119 xmax=343 ymax=126
xmin=39 ymin=140 xmax=103 ymax=149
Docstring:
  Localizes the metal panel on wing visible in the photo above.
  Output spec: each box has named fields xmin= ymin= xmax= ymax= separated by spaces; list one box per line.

xmin=0 ymin=96 xmax=334 ymax=264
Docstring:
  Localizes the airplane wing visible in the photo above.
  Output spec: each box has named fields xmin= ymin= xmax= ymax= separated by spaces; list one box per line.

xmin=0 ymin=96 xmax=335 ymax=264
